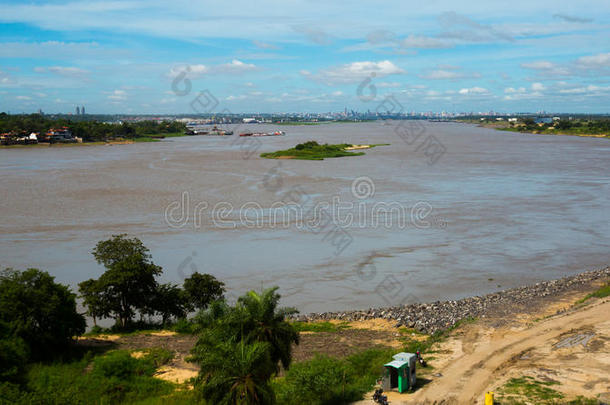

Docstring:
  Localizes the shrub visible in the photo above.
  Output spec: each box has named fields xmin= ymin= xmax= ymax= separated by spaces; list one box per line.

xmin=280 ymin=355 xmax=352 ymax=404
xmin=171 ymin=318 xmax=196 ymax=334
xmin=92 ymin=349 xmax=173 ymax=380
xmin=93 ymin=351 xmax=140 ymax=379
xmin=0 ymin=268 xmax=85 ymax=362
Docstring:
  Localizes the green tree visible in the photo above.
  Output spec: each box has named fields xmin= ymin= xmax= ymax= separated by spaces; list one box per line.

xmin=0 ymin=268 xmax=85 ymax=361
xmin=183 ymin=272 xmax=225 ymax=311
xmin=522 ymin=118 xmax=536 ymax=130
xmin=0 ymin=320 xmax=29 ymax=381
xmin=77 ymin=278 xmax=108 ymax=327
xmin=235 ymin=288 xmax=299 ymax=372
xmin=196 ymin=340 xmax=275 ymax=405
xmin=151 ymin=283 xmax=188 ymax=325
xmin=191 ymin=287 xmax=299 ymax=403
xmin=555 ymin=119 xmax=572 ymax=130
xmin=87 ymin=235 xmax=162 ymax=328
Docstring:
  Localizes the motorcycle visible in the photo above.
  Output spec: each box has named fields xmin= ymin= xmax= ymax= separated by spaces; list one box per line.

xmin=373 ymin=388 xmax=389 ymax=404
xmin=416 ymin=350 xmax=427 ymax=367
xmin=373 ymin=388 xmax=383 ymax=402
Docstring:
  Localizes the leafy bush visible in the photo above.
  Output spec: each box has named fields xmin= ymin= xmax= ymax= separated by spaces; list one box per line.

xmin=93 ymin=350 xmax=141 ymax=379
xmin=93 ymin=349 xmax=173 ymax=379
xmin=276 ymin=355 xmax=353 ymax=405
xmin=171 ymin=318 xmax=197 ymax=334
xmin=275 ymin=348 xmax=393 ymax=405
xmin=0 ymin=268 xmax=85 ymax=364
xmin=0 ymin=322 xmax=29 ymax=382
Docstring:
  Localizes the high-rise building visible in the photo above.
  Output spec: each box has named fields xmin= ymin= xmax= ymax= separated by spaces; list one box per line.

xmin=81 ymin=105 xmax=85 ymax=115
xmin=76 ymin=106 xmax=80 ymax=115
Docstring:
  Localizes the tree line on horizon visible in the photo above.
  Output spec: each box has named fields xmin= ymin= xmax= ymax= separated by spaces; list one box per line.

xmin=0 ymin=113 xmax=187 ymax=142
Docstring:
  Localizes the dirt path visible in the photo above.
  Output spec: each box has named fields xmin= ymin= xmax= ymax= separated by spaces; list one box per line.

xmin=404 ymin=299 xmax=610 ymax=404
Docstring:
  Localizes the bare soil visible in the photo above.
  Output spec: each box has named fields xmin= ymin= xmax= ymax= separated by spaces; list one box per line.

xmin=355 ymin=286 xmax=610 ymax=404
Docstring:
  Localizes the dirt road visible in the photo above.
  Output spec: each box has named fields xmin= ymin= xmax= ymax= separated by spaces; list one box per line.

xmin=360 ymin=298 xmax=610 ymax=404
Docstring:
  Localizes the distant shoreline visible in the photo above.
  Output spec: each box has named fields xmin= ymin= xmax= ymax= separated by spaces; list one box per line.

xmin=474 ymin=121 xmax=610 ymax=139
xmin=0 ymin=132 xmax=187 ymax=149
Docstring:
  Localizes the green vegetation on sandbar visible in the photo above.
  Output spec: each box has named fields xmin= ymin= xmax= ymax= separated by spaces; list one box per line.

xmin=260 ymin=141 xmax=388 ymax=160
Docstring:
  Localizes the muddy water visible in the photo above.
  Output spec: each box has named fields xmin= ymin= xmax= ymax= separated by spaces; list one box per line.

xmin=0 ymin=122 xmax=608 ymax=313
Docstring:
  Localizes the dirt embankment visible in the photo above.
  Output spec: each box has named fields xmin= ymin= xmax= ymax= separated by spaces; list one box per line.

xmin=297 ymin=268 xmax=610 ymax=334
xmin=354 ymin=276 xmax=610 ymax=404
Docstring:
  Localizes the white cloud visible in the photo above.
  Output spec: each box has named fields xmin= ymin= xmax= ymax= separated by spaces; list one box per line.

xmin=422 ymin=70 xmax=462 ymax=80
xmin=218 ymin=59 xmax=258 ymax=74
xmin=107 ymin=89 xmax=127 ymax=100
xmin=504 ymin=87 xmax=526 ymax=94
xmin=522 ymin=54 xmax=610 ymax=79
xmin=531 ymin=82 xmax=545 ymax=91
xmin=400 ymin=35 xmax=452 ymax=49
xmin=302 ymin=60 xmax=406 ymax=85
xmin=167 ymin=60 xmax=257 ymax=79
xmin=16 ymin=95 xmax=32 ymax=100
xmin=252 ymin=40 xmax=279 ymax=50
xmin=377 ymin=82 xmax=402 ymax=88
xmin=226 ymin=95 xmax=247 ymax=101
xmin=35 ymin=66 xmax=89 ymax=78
xmin=521 ymin=60 xmax=571 ymax=77
xmin=0 ymin=70 xmax=16 ymax=86
xmin=458 ymin=86 xmax=488 ymax=95
xmin=168 ymin=64 xmax=208 ymax=79
xmin=0 ymin=41 xmax=126 ymax=59
xmin=576 ymin=53 xmax=610 ymax=69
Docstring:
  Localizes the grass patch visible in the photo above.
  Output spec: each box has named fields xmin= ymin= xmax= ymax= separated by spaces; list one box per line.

xmin=260 ymin=140 xmax=384 ymax=160
xmin=575 ymin=282 xmax=610 ymax=305
xmin=291 ymin=321 xmax=351 ymax=333
xmin=496 ymin=376 xmax=563 ymax=404
xmin=0 ymin=348 xmax=178 ymax=404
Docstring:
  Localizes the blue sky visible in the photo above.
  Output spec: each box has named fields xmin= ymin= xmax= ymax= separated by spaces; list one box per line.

xmin=1 ymin=0 xmax=609 ymax=114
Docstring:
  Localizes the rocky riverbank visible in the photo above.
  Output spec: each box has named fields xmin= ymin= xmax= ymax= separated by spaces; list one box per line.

xmin=294 ymin=267 xmax=610 ymax=334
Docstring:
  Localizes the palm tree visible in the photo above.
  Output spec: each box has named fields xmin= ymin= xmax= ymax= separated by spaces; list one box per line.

xmin=190 ymin=287 xmax=299 ymax=404
xmin=235 ymin=287 xmax=299 ymax=372
xmin=196 ymin=340 xmax=275 ymax=405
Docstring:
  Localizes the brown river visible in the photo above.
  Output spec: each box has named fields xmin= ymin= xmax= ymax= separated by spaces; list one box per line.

xmin=1 ymin=122 xmax=608 ymax=313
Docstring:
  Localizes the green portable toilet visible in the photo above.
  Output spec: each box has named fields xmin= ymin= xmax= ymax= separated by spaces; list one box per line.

xmin=382 ymin=352 xmax=417 ymax=393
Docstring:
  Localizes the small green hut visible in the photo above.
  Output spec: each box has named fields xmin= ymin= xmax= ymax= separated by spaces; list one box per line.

xmin=382 ymin=352 xmax=417 ymax=393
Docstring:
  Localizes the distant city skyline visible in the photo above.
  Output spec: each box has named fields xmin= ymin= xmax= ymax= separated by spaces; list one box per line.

xmin=1 ymin=0 xmax=609 ymax=114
